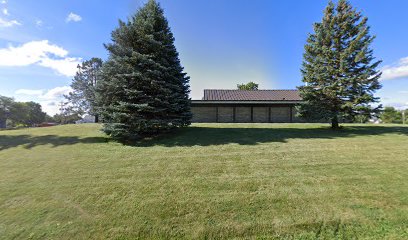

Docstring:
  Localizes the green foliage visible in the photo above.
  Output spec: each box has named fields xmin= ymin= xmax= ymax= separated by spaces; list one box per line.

xmin=52 ymin=113 xmax=81 ymax=124
xmin=96 ymin=0 xmax=191 ymax=141
xmin=0 ymin=95 xmax=14 ymax=128
xmin=0 ymin=96 xmax=46 ymax=128
xmin=53 ymin=101 xmax=82 ymax=124
xmin=237 ymin=81 xmax=259 ymax=90
xmin=354 ymin=114 xmax=370 ymax=123
xmin=66 ymin=58 xmax=102 ymax=121
xmin=11 ymin=102 xmax=46 ymax=126
xmin=380 ymin=107 xmax=407 ymax=124
xmin=298 ymin=0 xmax=382 ymax=128
xmin=44 ymin=114 xmax=55 ymax=123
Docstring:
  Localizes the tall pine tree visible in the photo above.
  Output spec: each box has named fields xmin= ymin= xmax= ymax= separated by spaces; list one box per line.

xmin=298 ymin=0 xmax=382 ymax=128
xmin=66 ymin=58 xmax=103 ymax=122
xmin=96 ymin=0 xmax=191 ymax=141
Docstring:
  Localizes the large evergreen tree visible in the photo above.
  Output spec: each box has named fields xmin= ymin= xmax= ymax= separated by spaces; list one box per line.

xmin=66 ymin=58 xmax=102 ymax=122
xmin=298 ymin=0 xmax=382 ymax=128
xmin=96 ymin=0 xmax=191 ymax=141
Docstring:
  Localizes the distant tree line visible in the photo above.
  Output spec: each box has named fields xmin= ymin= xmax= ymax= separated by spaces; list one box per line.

xmin=0 ymin=96 xmax=48 ymax=129
xmin=0 ymin=94 xmax=87 ymax=129
xmin=380 ymin=107 xmax=408 ymax=124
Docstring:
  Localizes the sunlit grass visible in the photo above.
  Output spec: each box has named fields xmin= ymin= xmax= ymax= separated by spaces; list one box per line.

xmin=0 ymin=123 xmax=407 ymax=239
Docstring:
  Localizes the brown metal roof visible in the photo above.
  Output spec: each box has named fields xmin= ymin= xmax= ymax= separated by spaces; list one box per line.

xmin=202 ymin=89 xmax=302 ymax=101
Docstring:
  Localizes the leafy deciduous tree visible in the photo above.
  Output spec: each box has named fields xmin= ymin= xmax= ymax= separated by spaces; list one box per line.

xmin=0 ymin=96 xmax=46 ymax=128
xmin=380 ymin=107 xmax=407 ymax=124
xmin=237 ymin=82 xmax=259 ymax=90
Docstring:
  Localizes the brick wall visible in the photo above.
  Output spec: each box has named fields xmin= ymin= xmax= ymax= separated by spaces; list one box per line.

xmin=235 ymin=107 xmax=251 ymax=122
xmin=191 ymin=107 xmax=217 ymax=122
xmin=270 ymin=107 xmax=291 ymax=123
xmin=191 ymin=105 xmax=297 ymax=123
xmin=253 ymin=107 xmax=269 ymax=123
xmin=218 ymin=107 xmax=234 ymax=122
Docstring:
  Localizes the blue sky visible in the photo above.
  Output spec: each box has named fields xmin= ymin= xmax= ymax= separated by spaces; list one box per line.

xmin=0 ymin=0 xmax=407 ymax=115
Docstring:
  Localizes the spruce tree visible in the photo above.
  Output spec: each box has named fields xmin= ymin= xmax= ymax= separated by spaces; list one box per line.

xmin=298 ymin=0 xmax=382 ymax=128
xmin=96 ymin=0 xmax=191 ymax=141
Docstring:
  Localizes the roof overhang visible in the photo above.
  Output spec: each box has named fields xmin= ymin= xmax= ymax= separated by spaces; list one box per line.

xmin=191 ymin=100 xmax=303 ymax=105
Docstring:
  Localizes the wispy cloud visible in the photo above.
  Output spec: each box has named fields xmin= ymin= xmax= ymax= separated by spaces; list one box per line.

xmin=66 ymin=12 xmax=82 ymax=23
xmin=41 ymin=86 xmax=72 ymax=100
xmin=0 ymin=1 xmax=22 ymax=27
xmin=35 ymin=19 xmax=43 ymax=27
xmin=0 ymin=40 xmax=81 ymax=77
xmin=16 ymin=86 xmax=72 ymax=100
xmin=381 ymin=57 xmax=408 ymax=81
xmin=39 ymin=57 xmax=81 ymax=77
xmin=0 ymin=17 xmax=21 ymax=27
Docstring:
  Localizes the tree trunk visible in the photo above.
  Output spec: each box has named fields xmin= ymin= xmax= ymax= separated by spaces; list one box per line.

xmin=95 ymin=114 xmax=99 ymax=123
xmin=331 ymin=116 xmax=339 ymax=129
xmin=0 ymin=118 xmax=6 ymax=129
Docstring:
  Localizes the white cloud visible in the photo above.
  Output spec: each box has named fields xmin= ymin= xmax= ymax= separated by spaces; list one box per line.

xmin=15 ymin=86 xmax=72 ymax=100
xmin=38 ymin=57 xmax=80 ymax=77
xmin=15 ymin=86 xmax=72 ymax=115
xmin=40 ymin=101 xmax=60 ymax=116
xmin=66 ymin=12 xmax=82 ymax=23
xmin=0 ymin=17 xmax=21 ymax=27
xmin=1 ymin=1 xmax=6 ymax=4
xmin=381 ymin=57 xmax=408 ymax=81
xmin=0 ymin=40 xmax=81 ymax=76
xmin=40 ymin=86 xmax=73 ymax=115
xmin=0 ymin=6 xmax=22 ymax=27
xmin=41 ymin=86 xmax=72 ymax=100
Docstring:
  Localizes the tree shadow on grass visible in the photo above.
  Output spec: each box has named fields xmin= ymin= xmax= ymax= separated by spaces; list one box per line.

xmin=0 ymin=135 xmax=109 ymax=151
xmin=135 ymin=125 xmax=408 ymax=147
xmin=1 ymin=125 xmax=407 ymax=150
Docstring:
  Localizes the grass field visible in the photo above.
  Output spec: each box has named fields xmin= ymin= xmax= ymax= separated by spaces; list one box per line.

xmin=0 ymin=123 xmax=407 ymax=239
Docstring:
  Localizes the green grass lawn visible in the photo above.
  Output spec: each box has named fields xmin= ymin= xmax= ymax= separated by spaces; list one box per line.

xmin=0 ymin=123 xmax=407 ymax=239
